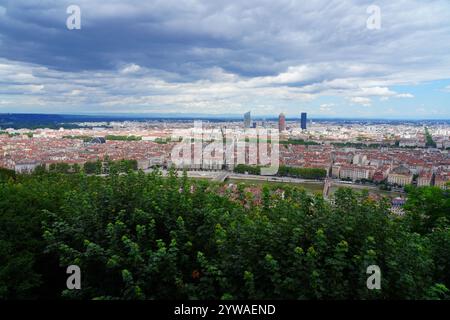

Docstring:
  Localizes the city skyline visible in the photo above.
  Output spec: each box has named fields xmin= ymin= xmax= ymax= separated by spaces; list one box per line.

xmin=0 ymin=1 xmax=449 ymax=118
xmin=3 ymin=111 xmax=450 ymax=121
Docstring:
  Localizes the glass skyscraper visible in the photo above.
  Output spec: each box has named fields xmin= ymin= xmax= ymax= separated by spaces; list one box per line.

xmin=278 ymin=113 xmax=286 ymax=131
xmin=301 ymin=112 xmax=307 ymax=130
xmin=244 ymin=111 xmax=251 ymax=128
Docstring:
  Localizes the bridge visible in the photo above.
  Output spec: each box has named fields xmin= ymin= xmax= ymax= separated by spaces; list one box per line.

xmin=213 ymin=172 xmax=229 ymax=182
xmin=323 ymin=178 xmax=332 ymax=199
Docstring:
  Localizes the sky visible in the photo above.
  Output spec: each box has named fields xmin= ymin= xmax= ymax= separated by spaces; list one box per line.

xmin=0 ymin=0 xmax=449 ymax=119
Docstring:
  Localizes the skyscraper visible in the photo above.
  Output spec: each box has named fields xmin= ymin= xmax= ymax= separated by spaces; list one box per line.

xmin=278 ymin=113 xmax=286 ymax=132
xmin=244 ymin=111 xmax=251 ymax=128
xmin=301 ymin=112 xmax=307 ymax=130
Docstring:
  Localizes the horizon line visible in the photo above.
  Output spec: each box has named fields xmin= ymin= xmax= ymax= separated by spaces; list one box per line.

xmin=0 ymin=111 xmax=449 ymax=122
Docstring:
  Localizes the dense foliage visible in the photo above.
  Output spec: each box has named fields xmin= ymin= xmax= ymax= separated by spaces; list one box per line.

xmin=83 ymin=159 xmax=138 ymax=174
xmin=62 ymin=135 xmax=95 ymax=142
xmin=0 ymin=168 xmax=15 ymax=181
xmin=280 ymin=139 xmax=320 ymax=146
xmin=331 ymin=142 xmax=389 ymax=149
xmin=63 ymin=135 xmax=142 ymax=142
xmin=0 ymin=169 xmax=449 ymax=300
xmin=104 ymin=135 xmax=142 ymax=141
xmin=277 ymin=165 xmax=326 ymax=179
xmin=33 ymin=160 xmax=138 ymax=175
xmin=424 ymin=128 xmax=437 ymax=148
xmin=233 ymin=164 xmax=261 ymax=175
xmin=234 ymin=164 xmax=326 ymax=180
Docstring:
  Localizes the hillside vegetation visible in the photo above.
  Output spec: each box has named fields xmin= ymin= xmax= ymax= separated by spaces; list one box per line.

xmin=0 ymin=169 xmax=449 ymax=299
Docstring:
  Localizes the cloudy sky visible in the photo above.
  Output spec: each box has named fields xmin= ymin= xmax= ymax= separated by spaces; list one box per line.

xmin=0 ymin=0 xmax=449 ymax=118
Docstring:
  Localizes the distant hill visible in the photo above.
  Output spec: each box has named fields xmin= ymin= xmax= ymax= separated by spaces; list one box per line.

xmin=1 ymin=113 xmax=449 ymax=129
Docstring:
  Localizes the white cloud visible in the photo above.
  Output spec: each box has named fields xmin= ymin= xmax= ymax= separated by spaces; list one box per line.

xmin=396 ymin=93 xmax=414 ymax=98
xmin=359 ymin=87 xmax=396 ymax=97
xmin=319 ymin=103 xmax=335 ymax=113
xmin=0 ymin=57 xmax=441 ymax=117
xmin=120 ymin=64 xmax=142 ymax=74
xmin=349 ymin=97 xmax=371 ymax=106
xmin=28 ymin=85 xmax=45 ymax=93
xmin=69 ymin=89 xmax=82 ymax=96
xmin=0 ymin=58 xmax=318 ymax=114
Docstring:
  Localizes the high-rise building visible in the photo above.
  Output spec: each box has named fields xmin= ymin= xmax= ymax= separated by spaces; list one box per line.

xmin=301 ymin=112 xmax=307 ymax=130
xmin=278 ymin=113 xmax=286 ymax=131
xmin=244 ymin=111 xmax=251 ymax=128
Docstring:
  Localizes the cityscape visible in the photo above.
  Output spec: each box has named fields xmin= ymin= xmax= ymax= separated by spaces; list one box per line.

xmin=0 ymin=0 xmax=450 ymax=311
xmin=2 ymin=113 xmax=449 ymax=197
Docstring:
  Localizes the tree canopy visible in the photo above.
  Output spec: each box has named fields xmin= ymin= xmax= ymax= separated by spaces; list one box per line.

xmin=0 ymin=169 xmax=449 ymax=299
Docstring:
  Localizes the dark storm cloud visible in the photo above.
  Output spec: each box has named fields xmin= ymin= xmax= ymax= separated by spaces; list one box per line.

xmin=3 ymin=0 xmax=444 ymax=77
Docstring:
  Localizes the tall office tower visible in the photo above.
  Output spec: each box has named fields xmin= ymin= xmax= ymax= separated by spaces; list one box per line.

xmin=301 ymin=112 xmax=307 ymax=130
xmin=244 ymin=111 xmax=251 ymax=128
xmin=278 ymin=113 xmax=286 ymax=131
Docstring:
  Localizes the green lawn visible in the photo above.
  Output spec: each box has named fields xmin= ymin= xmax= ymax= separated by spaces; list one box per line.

xmin=226 ymin=178 xmax=324 ymax=194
